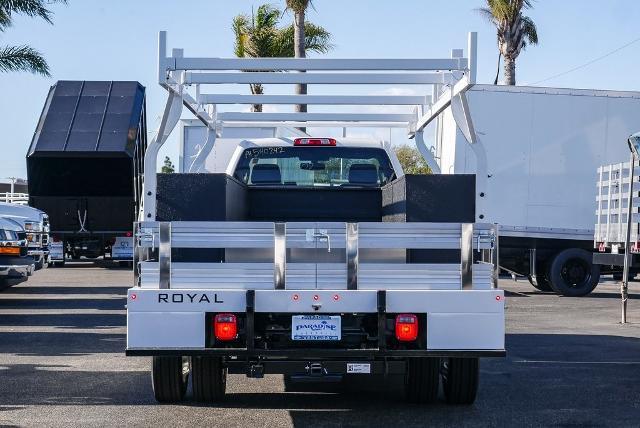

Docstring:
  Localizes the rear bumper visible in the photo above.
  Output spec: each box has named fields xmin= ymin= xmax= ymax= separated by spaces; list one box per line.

xmin=0 ymin=264 xmax=32 ymax=279
xmin=125 ymin=348 xmax=506 ymax=358
xmin=126 ymin=288 xmax=506 ymax=356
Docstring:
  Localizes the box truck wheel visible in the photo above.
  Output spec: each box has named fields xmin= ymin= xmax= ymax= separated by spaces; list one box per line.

xmin=152 ymin=356 xmax=189 ymax=403
xmin=192 ymin=356 xmax=226 ymax=403
xmin=404 ymin=357 xmax=439 ymax=404
xmin=548 ymin=248 xmax=600 ymax=297
xmin=442 ymin=357 xmax=479 ymax=405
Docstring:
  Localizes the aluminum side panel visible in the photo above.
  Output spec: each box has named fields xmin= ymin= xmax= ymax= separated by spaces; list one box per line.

xmin=427 ymin=313 xmax=504 ymax=350
xmin=385 ymin=290 xmax=504 ymax=313
xmin=128 ymin=312 xmax=205 ymax=348
xmin=254 ymin=290 xmax=378 ymax=313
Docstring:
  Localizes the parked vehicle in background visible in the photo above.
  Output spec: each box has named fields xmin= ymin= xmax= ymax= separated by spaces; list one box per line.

xmin=434 ymin=85 xmax=640 ymax=296
xmin=0 ymin=217 xmax=33 ymax=286
xmin=593 ymin=139 xmax=640 ymax=278
xmin=0 ymin=202 xmax=49 ymax=269
xmin=26 ymin=80 xmax=147 ymax=266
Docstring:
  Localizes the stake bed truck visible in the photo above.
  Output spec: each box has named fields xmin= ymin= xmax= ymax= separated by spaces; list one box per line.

xmin=127 ymin=31 xmax=505 ymax=405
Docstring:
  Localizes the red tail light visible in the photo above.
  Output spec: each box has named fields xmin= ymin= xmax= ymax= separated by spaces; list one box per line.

xmin=395 ymin=314 xmax=418 ymax=342
xmin=126 ymin=231 xmax=132 ymax=237
xmin=214 ymin=313 xmax=238 ymax=341
xmin=294 ymin=138 xmax=336 ymax=146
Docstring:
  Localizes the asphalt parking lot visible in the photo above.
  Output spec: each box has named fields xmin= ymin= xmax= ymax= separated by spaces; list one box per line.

xmin=1 ymin=266 xmax=640 ymax=427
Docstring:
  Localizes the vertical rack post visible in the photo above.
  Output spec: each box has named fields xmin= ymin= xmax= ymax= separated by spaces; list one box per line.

xmin=461 ymin=223 xmax=474 ymax=290
xmin=158 ymin=222 xmax=171 ymax=289
xmin=274 ymin=222 xmax=286 ymax=290
xmin=346 ymin=223 xmax=359 ymax=290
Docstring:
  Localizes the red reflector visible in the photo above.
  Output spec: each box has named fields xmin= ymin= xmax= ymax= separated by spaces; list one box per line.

xmin=214 ymin=313 xmax=238 ymax=341
xmin=294 ymin=138 xmax=336 ymax=146
xmin=126 ymin=231 xmax=132 ymax=237
xmin=395 ymin=314 xmax=418 ymax=342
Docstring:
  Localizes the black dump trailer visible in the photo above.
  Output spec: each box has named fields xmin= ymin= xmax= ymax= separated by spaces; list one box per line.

xmin=26 ymin=81 xmax=147 ymax=263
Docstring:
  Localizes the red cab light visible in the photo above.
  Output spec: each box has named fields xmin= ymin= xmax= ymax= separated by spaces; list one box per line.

xmin=214 ymin=313 xmax=238 ymax=341
xmin=395 ymin=314 xmax=419 ymax=342
xmin=294 ymin=138 xmax=336 ymax=146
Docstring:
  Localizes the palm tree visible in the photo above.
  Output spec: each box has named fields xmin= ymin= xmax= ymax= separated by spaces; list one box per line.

xmin=0 ymin=0 xmax=66 ymax=76
xmin=285 ymin=0 xmax=311 ymax=116
xmin=232 ymin=3 xmax=332 ymax=112
xmin=478 ymin=0 xmax=538 ymax=85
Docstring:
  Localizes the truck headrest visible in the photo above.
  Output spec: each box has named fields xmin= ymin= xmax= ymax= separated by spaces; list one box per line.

xmin=251 ymin=164 xmax=282 ymax=185
xmin=348 ymin=164 xmax=378 ymax=185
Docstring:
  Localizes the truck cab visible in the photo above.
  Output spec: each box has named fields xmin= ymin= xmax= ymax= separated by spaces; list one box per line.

xmin=226 ymin=137 xmax=404 ymax=188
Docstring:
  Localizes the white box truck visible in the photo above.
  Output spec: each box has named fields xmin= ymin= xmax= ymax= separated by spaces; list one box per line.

xmin=433 ymin=84 xmax=640 ymax=296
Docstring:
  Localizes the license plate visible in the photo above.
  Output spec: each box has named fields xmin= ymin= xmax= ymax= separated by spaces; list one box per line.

xmin=347 ymin=363 xmax=371 ymax=374
xmin=291 ymin=315 xmax=341 ymax=341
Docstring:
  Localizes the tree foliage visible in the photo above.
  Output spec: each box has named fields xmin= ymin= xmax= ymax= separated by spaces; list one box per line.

xmin=477 ymin=0 xmax=538 ymax=85
xmin=232 ymin=3 xmax=333 ymax=111
xmin=0 ymin=0 xmax=67 ymax=76
xmin=394 ymin=145 xmax=431 ymax=175
xmin=161 ymin=156 xmax=175 ymax=174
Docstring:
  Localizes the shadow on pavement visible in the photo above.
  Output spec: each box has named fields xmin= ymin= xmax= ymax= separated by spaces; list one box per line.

xmin=0 ymin=297 xmax=126 ymax=311
xmin=0 ymin=286 xmax=129 ymax=295
xmin=0 ymin=334 xmax=637 ymax=427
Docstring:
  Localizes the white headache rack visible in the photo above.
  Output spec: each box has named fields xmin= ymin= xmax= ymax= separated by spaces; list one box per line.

xmin=595 ymin=160 xmax=640 ymax=246
xmin=134 ymin=221 xmax=499 ymax=291
xmin=141 ymin=31 xmax=478 ymax=221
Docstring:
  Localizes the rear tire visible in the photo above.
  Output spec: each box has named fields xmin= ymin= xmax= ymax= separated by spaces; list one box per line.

xmin=192 ymin=356 xmax=226 ymax=403
xmin=442 ymin=357 xmax=479 ymax=405
xmin=548 ymin=249 xmax=600 ymax=297
xmin=151 ymin=356 xmax=189 ymax=403
xmin=404 ymin=357 xmax=440 ymax=404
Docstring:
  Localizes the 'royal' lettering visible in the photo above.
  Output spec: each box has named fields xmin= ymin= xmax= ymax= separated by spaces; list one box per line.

xmin=156 ymin=293 xmax=224 ymax=304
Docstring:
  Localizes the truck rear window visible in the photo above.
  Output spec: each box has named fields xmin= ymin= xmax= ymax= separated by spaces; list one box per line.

xmin=233 ymin=147 xmax=395 ymax=187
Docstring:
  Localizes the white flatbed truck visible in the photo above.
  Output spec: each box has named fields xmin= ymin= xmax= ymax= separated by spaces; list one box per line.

xmin=126 ymin=31 xmax=505 ymax=405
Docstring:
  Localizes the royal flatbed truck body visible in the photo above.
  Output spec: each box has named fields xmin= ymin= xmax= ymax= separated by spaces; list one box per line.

xmin=127 ymin=31 xmax=505 ymax=405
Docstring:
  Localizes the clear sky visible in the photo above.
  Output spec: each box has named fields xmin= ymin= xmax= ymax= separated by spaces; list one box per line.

xmin=2 ymin=0 xmax=640 ymax=178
